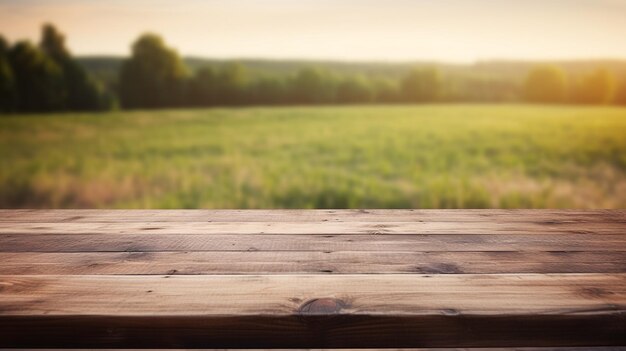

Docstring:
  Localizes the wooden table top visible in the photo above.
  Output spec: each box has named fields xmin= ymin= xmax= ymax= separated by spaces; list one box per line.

xmin=0 ymin=209 xmax=624 ymax=348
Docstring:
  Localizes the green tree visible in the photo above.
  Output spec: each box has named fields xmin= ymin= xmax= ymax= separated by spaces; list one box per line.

xmin=188 ymin=66 xmax=218 ymax=106
xmin=523 ymin=65 xmax=567 ymax=103
xmin=39 ymin=24 xmax=107 ymax=111
xmin=39 ymin=23 xmax=69 ymax=62
xmin=119 ymin=33 xmax=189 ymax=108
xmin=462 ymin=77 xmax=519 ymax=102
xmin=0 ymin=35 xmax=16 ymax=112
xmin=8 ymin=41 xmax=65 ymax=112
xmin=336 ymin=75 xmax=374 ymax=103
xmin=614 ymin=78 xmax=626 ymax=105
xmin=401 ymin=67 xmax=442 ymax=102
xmin=372 ymin=78 xmax=399 ymax=103
xmin=572 ymin=68 xmax=616 ymax=104
xmin=249 ymin=76 xmax=287 ymax=105
xmin=0 ymin=36 xmax=9 ymax=54
xmin=290 ymin=67 xmax=336 ymax=104
xmin=215 ymin=63 xmax=249 ymax=105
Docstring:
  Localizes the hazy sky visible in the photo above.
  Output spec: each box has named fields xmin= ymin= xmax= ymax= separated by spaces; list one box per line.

xmin=1 ymin=0 xmax=626 ymax=62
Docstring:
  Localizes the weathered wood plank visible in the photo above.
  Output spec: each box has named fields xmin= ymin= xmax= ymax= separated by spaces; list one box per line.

xmin=1 ymin=210 xmax=623 ymax=348
xmin=3 ymin=313 xmax=624 ymax=348
xmin=3 ymin=274 xmax=622 ymax=315
xmin=4 ymin=313 xmax=624 ymax=348
xmin=1 ymin=233 xmax=624 ymax=252
xmin=0 ymin=251 xmax=624 ymax=275
xmin=1 ymin=220 xmax=622 ymax=235
xmin=0 ymin=274 xmax=624 ymax=348
xmin=1 ymin=209 xmax=624 ymax=223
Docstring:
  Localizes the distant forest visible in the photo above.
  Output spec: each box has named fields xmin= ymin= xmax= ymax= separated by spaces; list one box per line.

xmin=2 ymin=24 xmax=626 ymax=113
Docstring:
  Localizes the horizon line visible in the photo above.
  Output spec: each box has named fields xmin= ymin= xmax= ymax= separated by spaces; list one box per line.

xmin=75 ymin=54 xmax=626 ymax=65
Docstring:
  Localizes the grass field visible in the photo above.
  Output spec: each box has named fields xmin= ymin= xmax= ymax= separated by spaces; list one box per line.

xmin=1 ymin=104 xmax=625 ymax=208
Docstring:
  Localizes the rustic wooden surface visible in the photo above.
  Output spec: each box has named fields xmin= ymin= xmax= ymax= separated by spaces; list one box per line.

xmin=0 ymin=209 xmax=624 ymax=348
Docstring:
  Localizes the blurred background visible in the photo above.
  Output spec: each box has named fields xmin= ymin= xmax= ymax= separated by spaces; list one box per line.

xmin=1 ymin=0 xmax=625 ymax=208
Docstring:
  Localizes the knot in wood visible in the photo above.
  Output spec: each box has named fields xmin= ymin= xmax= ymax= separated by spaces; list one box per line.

xmin=297 ymin=298 xmax=345 ymax=315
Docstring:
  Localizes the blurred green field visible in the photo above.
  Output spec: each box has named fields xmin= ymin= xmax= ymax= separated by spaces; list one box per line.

xmin=1 ymin=104 xmax=625 ymax=208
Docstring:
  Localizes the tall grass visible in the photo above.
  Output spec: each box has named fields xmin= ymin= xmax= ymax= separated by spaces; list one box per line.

xmin=1 ymin=104 xmax=625 ymax=208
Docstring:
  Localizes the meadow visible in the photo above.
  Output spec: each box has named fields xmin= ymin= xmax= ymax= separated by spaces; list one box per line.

xmin=1 ymin=104 xmax=625 ymax=209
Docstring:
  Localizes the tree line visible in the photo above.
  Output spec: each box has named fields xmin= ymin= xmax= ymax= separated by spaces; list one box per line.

xmin=117 ymin=33 xmax=452 ymax=108
xmin=0 ymin=25 xmax=113 ymax=112
xmin=524 ymin=65 xmax=625 ymax=104
xmin=2 ymin=24 xmax=626 ymax=113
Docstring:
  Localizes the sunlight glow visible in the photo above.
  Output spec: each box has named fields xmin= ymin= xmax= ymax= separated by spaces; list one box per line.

xmin=1 ymin=0 xmax=626 ymax=62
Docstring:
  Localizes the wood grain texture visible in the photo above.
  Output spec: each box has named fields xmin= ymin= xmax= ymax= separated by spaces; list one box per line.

xmin=0 ymin=274 xmax=624 ymax=348
xmin=2 ymin=273 xmax=624 ymax=315
xmin=1 ymin=220 xmax=623 ymax=235
xmin=0 ymin=210 xmax=624 ymax=348
xmin=1 ymin=251 xmax=624 ymax=275
xmin=1 ymin=209 xmax=624 ymax=223
xmin=2 ymin=233 xmax=624 ymax=252
xmin=4 ymin=313 xmax=624 ymax=348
